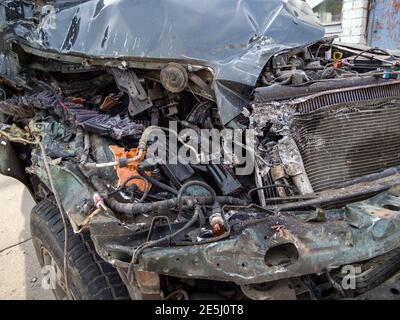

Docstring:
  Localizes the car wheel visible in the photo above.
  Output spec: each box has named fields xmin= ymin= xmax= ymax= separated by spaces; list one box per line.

xmin=30 ymin=198 xmax=130 ymax=300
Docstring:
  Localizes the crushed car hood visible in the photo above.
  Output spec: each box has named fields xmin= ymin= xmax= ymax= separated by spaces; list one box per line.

xmin=1 ymin=0 xmax=324 ymax=124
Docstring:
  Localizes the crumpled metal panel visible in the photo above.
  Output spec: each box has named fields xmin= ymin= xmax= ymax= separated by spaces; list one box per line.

xmin=29 ymin=155 xmax=95 ymax=227
xmin=1 ymin=0 xmax=324 ymax=124
xmin=129 ymin=187 xmax=400 ymax=284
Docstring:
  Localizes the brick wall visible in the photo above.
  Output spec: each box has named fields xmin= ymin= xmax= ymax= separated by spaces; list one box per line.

xmin=337 ymin=0 xmax=370 ymax=44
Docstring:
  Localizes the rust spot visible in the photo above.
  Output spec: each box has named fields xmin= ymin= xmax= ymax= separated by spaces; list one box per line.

xmin=69 ymin=97 xmax=86 ymax=105
xmin=271 ymin=225 xmax=284 ymax=232
xmin=370 ymin=209 xmax=395 ymax=219
xmin=392 ymin=0 xmax=400 ymax=11
xmin=212 ymin=222 xmax=225 ymax=236
xmin=99 ymin=95 xmax=121 ymax=111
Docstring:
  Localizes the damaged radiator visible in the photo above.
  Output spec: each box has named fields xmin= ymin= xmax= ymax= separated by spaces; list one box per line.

xmin=290 ymin=81 xmax=400 ymax=192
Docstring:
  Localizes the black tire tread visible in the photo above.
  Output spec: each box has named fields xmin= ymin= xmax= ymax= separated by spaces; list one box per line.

xmin=30 ymin=198 xmax=130 ymax=300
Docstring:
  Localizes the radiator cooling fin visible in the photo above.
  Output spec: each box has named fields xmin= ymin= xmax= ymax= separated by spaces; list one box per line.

xmin=289 ymin=81 xmax=400 ymax=192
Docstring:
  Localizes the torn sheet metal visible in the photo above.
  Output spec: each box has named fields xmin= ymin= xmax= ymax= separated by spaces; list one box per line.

xmin=1 ymin=0 xmax=324 ymax=124
xmin=28 ymin=149 xmax=96 ymax=228
xmin=70 ymin=107 xmax=146 ymax=140
xmin=131 ymin=188 xmax=400 ymax=284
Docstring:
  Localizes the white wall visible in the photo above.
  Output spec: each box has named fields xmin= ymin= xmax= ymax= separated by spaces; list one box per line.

xmin=339 ymin=0 xmax=369 ymax=44
xmin=306 ymin=0 xmax=370 ymax=45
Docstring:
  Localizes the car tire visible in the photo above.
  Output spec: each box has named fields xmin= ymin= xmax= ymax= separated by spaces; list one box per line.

xmin=30 ymin=198 xmax=130 ymax=300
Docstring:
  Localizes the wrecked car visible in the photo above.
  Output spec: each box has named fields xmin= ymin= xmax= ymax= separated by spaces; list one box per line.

xmin=1 ymin=0 xmax=400 ymax=300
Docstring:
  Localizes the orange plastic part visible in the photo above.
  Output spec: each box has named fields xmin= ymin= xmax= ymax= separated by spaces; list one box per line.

xmin=108 ymin=145 xmax=150 ymax=192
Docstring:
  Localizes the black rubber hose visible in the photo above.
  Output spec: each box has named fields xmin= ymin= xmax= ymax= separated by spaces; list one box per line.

xmin=131 ymin=206 xmax=202 ymax=264
xmin=93 ymin=177 xmax=247 ymax=214
xmin=114 ymin=195 xmax=246 ymax=216
xmin=108 ymin=175 xmax=150 ymax=203
xmin=136 ymin=165 xmax=178 ymax=196
xmin=89 ymin=175 xmax=248 ymax=215
xmin=177 ymin=180 xmax=217 ymax=206
xmin=217 ymin=196 xmax=248 ymax=206
xmin=90 ymin=175 xmax=137 ymax=214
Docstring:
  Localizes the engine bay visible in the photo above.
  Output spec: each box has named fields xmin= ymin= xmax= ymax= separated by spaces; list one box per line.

xmin=1 ymin=0 xmax=400 ymax=300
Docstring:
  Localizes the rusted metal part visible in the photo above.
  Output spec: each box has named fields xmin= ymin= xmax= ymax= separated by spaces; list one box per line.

xmin=160 ymin=63 xmax=188 ymax=94
xmin=132 ymin=271 xmax=163 ymax=300
xmin=270 ymin=165 xmax=288 ymax=197
xmin=275 ymin=136 xmax=314 ymax=196
xmin=99 ymin=94 xmax=121 ymax=111
xmin=114 ymin=267 xmax=163 ymax=300
xmin=88 ymin=187 xmax=400 ymax=285
xmin=241 ymin=279 xmax=296 ymax=300
xmin=209 ymin=213 xmax=226 ymax=237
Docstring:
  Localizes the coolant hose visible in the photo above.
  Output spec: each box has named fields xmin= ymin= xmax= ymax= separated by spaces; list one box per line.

xmin=136 ymin=165 xmax=179 ymax=196
xmin=177 ymin=180 xmax=217 ymax=205
xmin=131 ymin=206 xmax=203 ymax=264
xmin=89 ymin=175 xmax=247 ymax=216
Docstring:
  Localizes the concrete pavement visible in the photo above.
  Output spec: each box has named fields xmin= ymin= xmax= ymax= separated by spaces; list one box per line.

xmin=0 ymin=175 xmax=54 ymax=300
